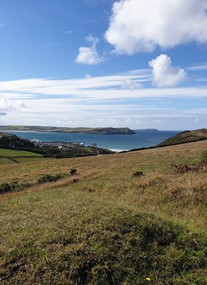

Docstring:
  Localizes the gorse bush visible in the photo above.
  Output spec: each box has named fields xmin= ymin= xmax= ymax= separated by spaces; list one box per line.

xmin=37 ymin=174 xmax=64 ymax=184
xmin=0 ymin=174 xmax=66 ymax=194
xmin=70 ymin=168 xmax=77 ymax=175
xmin=133 ymin=171 xmax=144 ymax=177
xmin=0 ymin=181 xmax=32 ymax=194
xmin=0 ymin=183 xmax=12 ymax=193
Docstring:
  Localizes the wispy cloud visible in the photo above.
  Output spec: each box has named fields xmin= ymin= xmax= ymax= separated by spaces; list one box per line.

xmin=0 ymin=68 xmax=207 ymax=128
xmin=64 ymin=30 xmax=72 ymax=34
xmin=1 ymin=72 xmax=207 ymax=102
xmin=0 ymin=71 xmax=150 ymax=97
xmin=187 ymin=63 xmax=207 ymax=71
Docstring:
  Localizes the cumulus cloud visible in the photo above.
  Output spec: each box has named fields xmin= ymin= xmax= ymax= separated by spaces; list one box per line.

xmin=105 ymin=0 xmax=207 ymax=54
xmin=76 ymin=34 xmax=103 ymax=65
xmin=149 ymin=54 xmax=186 ymax=87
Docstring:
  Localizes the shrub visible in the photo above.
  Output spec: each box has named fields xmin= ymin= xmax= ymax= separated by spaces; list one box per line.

xmin=133 ymin=171 xmax=144 ymax=177
xmin=0 ymin=182 xmax=32 ymax=194
xmin=70 ymin=168 xmax=77 ymax=175
xmin=37 ymin=174 xmax=63 ymax=184
xmin=0 ymin=183 xmax=12 ymax=193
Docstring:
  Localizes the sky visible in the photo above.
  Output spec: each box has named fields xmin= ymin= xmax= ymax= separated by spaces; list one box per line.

xmin=0 ymin=0 xmax=207 ymax=130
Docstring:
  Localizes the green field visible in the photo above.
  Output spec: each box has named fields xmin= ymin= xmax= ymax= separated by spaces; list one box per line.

xmin=0 ymin=148 xmax=42 ymax=157
xmin=1 ymin=141 xmax=207 ymax=284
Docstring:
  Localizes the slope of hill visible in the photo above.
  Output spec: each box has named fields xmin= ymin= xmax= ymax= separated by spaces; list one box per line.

xmin=1 ymin=140 xmax=207 ymax=284
xmin=158 ymin=128 xmax=207 ymax=147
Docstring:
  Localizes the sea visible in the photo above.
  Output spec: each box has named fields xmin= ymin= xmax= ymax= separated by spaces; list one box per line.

xmin=6 ymin=130 xmax=179 ymax=152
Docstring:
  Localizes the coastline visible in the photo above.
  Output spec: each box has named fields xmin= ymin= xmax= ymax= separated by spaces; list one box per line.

xmin=1 ymin=130 xmax=38 ymax=133
xmin=1 ymin=130 xmax=180 ymax=151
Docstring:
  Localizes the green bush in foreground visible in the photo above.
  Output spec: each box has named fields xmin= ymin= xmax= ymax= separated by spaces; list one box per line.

xmin=37 ymin=174 xmax=64 ymax=184
xmin=0 ymin=174 xmax=66 ymax=194
xmin=0 ymin=181 xmax=32 ymax=193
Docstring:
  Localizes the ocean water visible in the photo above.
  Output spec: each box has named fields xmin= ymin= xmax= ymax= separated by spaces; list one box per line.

xmin=7 ymin=130 xmax=179 ymax=151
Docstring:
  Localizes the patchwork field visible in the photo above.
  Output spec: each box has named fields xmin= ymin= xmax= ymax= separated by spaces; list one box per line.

xmin=1 ymin=141 xmax=207 ymax=284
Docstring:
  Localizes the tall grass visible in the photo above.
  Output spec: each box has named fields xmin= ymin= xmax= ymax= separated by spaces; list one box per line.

xmin=1 ymin=140 xmax=207 ymax=284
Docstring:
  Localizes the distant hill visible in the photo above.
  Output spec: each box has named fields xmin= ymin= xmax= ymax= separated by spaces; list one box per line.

xmin=0 ymin=132 xmax=35 ymax=150
xmin=134 ymin=128 xmax=159 ymax=132
xmin=0 ymin=132 xmax=113 ymax=158
xmin=0 ymin=125 xmax=136 ymax=135
xmin=157 ymin=128 xmax=207 ymax=147
xmin=86 ymin=127 xmax=135 ymax=135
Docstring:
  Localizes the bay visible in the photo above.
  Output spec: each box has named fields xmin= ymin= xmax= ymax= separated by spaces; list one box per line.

xmin=6 ymin=130 xmax=179 ymax=151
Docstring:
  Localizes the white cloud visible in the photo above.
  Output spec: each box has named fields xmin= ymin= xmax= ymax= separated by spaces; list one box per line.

xmin=0 ymin=97 xmax=26 ymax=114
xmin=149 ymin=54 xmax=186 ymax=87
xmin=1 ymin=75 xmax=207 ymax=103
xmin=0 ymin=97 xmax=11 ymax=111
xmin=64 ymin=30 xmax=72 ymax=34
xmin=85 ymin=34 xmax=98 ymax=44
xmin=121 ymin=79 xmax=143 ymax=89
xmin=76 ymin=47 xmax=100 ymax=64
xmin=187 ymin=63 xmax=207 ymax=71
xmin=1 ymin=74 xmax=207 ymax=128
xmin=0 ymin=71 xmax=150 ymax=97
xmin=105 ymin=0 xmax=207 ymax=54
xmin=76 ymin=34 xmax=103 ymax=65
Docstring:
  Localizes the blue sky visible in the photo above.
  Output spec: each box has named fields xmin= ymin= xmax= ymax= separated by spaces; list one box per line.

xmin=0 ymin=0 xmax=207 ymax=130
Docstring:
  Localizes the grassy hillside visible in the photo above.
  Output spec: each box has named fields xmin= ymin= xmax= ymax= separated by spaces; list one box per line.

xmin=158 ymin=128 xmax=207 ymax=147
xmin=1 ymin=141 xmax=207 ymax=284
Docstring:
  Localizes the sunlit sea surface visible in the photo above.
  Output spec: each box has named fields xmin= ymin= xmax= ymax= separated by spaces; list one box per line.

xmin=6 ymin=130 xmax=180 ymax=152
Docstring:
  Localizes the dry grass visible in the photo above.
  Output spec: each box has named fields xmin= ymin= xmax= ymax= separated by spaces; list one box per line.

xmin=1 ymin=140 xmax=207 ymax=228
xmin=1 ymin=140 xmax=207 ymax=284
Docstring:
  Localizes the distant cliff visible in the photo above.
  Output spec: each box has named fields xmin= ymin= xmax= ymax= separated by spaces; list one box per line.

xmin=0 ymin=126 xmax=136 ymax=135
